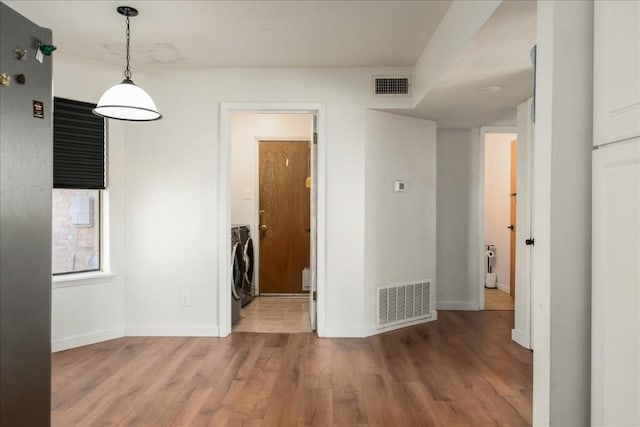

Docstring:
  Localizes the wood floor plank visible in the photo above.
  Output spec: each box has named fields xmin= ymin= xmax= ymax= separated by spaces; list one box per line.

xmin=51 ymin=311 xmax=532 ymax=426
xmin=302 ymin=388 xmax=333 ymax=426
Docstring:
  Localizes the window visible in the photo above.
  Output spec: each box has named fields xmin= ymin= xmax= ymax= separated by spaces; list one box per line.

xmin=52 ymin=97 xmax=106 ymax=275
xmin=52 ymin=189 xmax=100 ymax=274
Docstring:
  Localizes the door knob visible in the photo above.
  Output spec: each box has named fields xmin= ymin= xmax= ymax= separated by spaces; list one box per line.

xmin=259 ymin=224 xmax=268 ymax=231
xmin=507 ymin=225 xmax=514 ymax=230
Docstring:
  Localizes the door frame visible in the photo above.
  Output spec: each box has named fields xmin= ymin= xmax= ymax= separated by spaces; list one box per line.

xmin=218 ymin=103 xmax=326 ymax=337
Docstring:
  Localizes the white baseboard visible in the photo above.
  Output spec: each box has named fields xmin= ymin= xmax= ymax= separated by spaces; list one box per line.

xmin=125 ymin=324 xmax=220 ymax=337
xmin=511 ymin=328 xmax=531 ymax=350
xmin=497 ymin=282 xmax=510 ymax=293
xmin=53 ymin=324 xmax=221 ymax=352
xmin=363 ymin=312 xmax=438 ymax=337
xmin=321 ymin=325 xmax=365 ymax=338
xmin=52 ymin=327 xmax=125 ymax=352
xmin=437 ymin=301 xmax=480 ymax=311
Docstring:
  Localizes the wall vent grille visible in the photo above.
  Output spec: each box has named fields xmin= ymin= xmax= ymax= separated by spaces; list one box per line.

xmin=373 ymin=76 xmax=411 ymax=96
xmin=377 ymin=280 xmax=431 ymax=328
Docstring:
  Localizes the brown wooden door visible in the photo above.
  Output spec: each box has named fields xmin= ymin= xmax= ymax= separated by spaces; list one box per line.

xmin=510 ymin=139 xmax=517 ymax=298
xmin=258 ymin=141 xmax=310 ymax=294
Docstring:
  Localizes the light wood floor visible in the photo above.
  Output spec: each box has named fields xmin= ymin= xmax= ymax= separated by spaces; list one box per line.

xmin=52 ymin=311 xmax=532 ymax=426
xmin=485 ymin=288 xmax=515 ymax=310
xmin=234 ymin=296 xmax=311 ymax=333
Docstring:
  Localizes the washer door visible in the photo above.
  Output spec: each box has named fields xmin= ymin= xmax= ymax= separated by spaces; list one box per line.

xmin=231 ymin=242 xmax=243 ymax=300
xmin=243 ymin=237 xmax=254 ymax=285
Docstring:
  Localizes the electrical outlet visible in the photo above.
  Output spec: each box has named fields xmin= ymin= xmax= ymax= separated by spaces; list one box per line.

xmin=180 ymin=291 xmax=190 ymax=307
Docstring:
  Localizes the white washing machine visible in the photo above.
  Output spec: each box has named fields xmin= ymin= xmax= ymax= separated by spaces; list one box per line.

xmin=231 ymin=226 xmax=244 ymax=324
xmin=237 ymin=225 xmax=254 ymax=307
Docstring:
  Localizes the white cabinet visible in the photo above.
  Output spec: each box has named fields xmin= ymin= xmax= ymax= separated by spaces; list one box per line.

xmin=592 ymin=138 xmax=640 ymax=426
xmin=593 ymin=0 xmax=640 ymax=146
xmin=592 ymin=2 xmax=640 ymax=425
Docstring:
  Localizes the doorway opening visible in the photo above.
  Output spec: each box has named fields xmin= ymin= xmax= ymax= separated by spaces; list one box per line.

xmin=482 ymin=130 xmax=517 ymax=312
xmin=219 ymin=104 xmax=325 ymax=337
xmin=479 ymin=108 xmax=534 ymax=351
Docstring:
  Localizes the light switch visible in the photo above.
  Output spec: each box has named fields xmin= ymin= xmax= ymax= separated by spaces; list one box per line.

xmin=244 ymin=189 xmax=252 ymax=200
xmin=394 ymin=180 xmax=406 ymax=192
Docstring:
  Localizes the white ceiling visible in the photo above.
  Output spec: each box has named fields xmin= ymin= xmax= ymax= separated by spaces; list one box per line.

xmin=5 ymin=0 xmax=536 ymax=128
xmin=400 ymin=0 xmax=537 ymax=127
xmin=5 ymin=0 xmax=452 ymax=68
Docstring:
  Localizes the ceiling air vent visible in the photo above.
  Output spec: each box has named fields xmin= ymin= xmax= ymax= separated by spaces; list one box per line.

xmin=373 ymin=76 xmax=411 ymax=96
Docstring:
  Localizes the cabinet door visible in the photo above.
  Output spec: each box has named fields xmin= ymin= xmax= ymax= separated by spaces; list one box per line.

xmin=593 ymin=1 xmax=640 ymax=146
xmin=592 ymin=138 xmax=640 ymax=426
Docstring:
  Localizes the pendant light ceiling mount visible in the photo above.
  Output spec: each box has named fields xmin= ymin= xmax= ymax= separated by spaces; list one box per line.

xmin=116 ymin=6 xmax=138 ymax=17
xmin=93 ymin=5 xmax=162 ymax=122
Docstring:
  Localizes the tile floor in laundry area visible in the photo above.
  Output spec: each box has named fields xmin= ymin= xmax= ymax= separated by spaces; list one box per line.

xmin=233 ymin=296 xmax=312 ymax=333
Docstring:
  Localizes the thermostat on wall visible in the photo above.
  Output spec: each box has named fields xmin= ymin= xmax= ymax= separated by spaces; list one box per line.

xmin=394 ymin=180 xmax=406 ymax=192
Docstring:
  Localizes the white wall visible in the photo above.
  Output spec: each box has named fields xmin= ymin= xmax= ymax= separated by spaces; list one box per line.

xmin=533 ymin=1 xmax=594 ymax=425
xmin=363 ymin=110 xmax=437 ymax=335
xmin=123 ymin=67 xmax=412 ymax=337
xmin=51 ymin=55 xmax=126 ymax=351
xmin=436 ymin=128 xmax=482 ymax=310
xmin=51 ymin=59 xmax=429 ymax=340
xmin=484 ymin=133 xmax=516 ymax=292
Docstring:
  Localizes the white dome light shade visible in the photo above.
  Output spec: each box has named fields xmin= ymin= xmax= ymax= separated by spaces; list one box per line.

xmin=93 ymin=79 xmax=161 ymax=121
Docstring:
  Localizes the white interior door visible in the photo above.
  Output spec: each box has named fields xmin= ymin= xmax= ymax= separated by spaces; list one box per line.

xmin=513 ymin=99 xmax=534 ymax=349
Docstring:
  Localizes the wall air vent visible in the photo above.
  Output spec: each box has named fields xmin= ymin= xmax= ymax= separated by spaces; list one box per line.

xmin=373 ymin=76 xmax=411 ymax=96
xmin=377 ymin=280 xmax=432 ymax=328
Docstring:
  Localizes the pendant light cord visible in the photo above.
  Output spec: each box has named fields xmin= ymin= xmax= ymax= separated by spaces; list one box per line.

xmin=124 ymin=15 xmax=132 ymax=80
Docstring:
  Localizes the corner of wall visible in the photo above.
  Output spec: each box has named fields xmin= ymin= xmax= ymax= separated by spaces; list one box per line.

xmin=52 ymin=327 xmax=125 ymax=353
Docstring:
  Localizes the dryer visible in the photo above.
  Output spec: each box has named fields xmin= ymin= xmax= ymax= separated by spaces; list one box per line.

xmin=230 ymin=226 xmax=244 ymax=324
xmin=237 ymin=225 xmax=254 ymax=307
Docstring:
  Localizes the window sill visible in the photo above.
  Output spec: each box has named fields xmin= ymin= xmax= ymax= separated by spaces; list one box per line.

xmin=52 ymin=271 xmax=115 ymax=289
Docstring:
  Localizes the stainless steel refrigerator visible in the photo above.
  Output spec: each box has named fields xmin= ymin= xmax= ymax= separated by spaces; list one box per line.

xmin=0 ymin=2 xmax=53 ymax=425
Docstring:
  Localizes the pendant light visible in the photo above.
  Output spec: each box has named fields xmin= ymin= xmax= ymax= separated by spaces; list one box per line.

xmin=93 ymin=6 xmax=162 ymax=121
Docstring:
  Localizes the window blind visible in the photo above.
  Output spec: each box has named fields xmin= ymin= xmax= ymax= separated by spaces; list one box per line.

xmin=53 ymin=97 xmax=105 ymax=189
